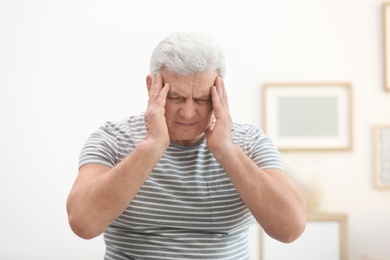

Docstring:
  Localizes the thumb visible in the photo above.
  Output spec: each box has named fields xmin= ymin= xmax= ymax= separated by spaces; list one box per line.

xmin=205 ymin=123 xmax=214 ymax=136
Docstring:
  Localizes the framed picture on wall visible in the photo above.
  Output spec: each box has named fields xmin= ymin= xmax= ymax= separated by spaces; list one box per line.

xmin=260 ymin=213 xmax=348 ymax=260
xmin=373 ymin=125 xmax=390 ymax=189
xmin=383 ymin=3 xmax=390 ymax=91
xmin=262 ymin=82 xmax=353 ymax=151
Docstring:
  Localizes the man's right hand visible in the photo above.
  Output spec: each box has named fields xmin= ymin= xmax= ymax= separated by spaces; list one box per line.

xmin=144 ymin=73 xmax=170 ymax=151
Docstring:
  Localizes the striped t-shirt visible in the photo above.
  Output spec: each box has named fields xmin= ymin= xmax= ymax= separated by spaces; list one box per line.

xmin=79 ymin=114 xmax=283 ymax=260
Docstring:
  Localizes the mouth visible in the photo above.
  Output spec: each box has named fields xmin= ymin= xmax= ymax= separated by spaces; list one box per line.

xmin=176 ymin=122 xmax=197 ymax=128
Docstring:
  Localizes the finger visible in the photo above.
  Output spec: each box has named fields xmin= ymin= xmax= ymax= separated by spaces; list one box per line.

xmin=210 ymin=85 xmax=220 ymax=104
xmin=211 ymin=83 xmax=230 ymax=116
xmin=149 ymin=73 xmax=164 ymax=98
xmin=210 ymin=85 xmax=223 ymax=116
xmin=221 ymin=78 xmax=229 ymax=110
xmin=215 ymin=76 xmax=224 ymax=99
xmin=157 ymin=83 xmax=170 ymax=104
xmin=220 ymin=77 xmax=228 ymax=102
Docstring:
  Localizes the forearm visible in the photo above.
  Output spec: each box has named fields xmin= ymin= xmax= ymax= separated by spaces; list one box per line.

xmin=67 ymin=140 xmax=165 ymax=239
xmin=214 ymin=144 xmax=306 ymax=243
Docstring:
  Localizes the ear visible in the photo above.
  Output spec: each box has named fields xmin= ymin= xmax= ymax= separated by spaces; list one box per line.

xmin=146 ymin=75 xmax=152 ymax=92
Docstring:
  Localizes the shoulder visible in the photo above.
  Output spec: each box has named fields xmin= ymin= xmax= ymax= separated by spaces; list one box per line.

xmin=231 ymin=122 xmax=264 ymax=140
xmin=101 ymin=113 xmax=144 ymax=130
xmin=79 ymin=114 xmax=145 ymax=168
xmin=98 ymin=114 xmax=145 ymax=138
xmin=231 ymin=121 xmax=278 ymax=153
xmin=85 ymin=113 xmax=145 ymax=152
xmin=231 ymin=121 xmax=283 ymax=170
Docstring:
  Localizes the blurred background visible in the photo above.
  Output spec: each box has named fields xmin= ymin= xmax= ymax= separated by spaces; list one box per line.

xmin=0 ymin=0 xmax=389 ymax=259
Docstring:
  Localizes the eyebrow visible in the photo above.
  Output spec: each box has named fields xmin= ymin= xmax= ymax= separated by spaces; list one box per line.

xmin=168 ymin=91 xmax=211 ymax=99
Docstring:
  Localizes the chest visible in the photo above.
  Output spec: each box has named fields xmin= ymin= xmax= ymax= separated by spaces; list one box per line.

xmin=116 ymin=147 xmax=252 ymax=233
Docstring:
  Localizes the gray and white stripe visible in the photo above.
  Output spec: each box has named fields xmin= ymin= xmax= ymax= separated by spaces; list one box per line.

xmin=79 ymin=114 xmax=283 ymax=259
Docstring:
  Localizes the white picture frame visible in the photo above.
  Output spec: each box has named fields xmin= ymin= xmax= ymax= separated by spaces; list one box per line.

xmin=373 ymin=125 xmax=390 ymax=189
xmin=262 ymin=82 xmax=353 ymax=151
xmin=383 ymin=3 xmax=390 ymax=91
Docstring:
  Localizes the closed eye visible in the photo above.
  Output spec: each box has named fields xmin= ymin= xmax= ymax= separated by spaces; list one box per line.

xmin=167 ymin=96 xmax=185 ymax=103
xmin=167 ymin=95 xmax=211 ymax=105
xmin=193 ymin=98 xmax=211 ymax=105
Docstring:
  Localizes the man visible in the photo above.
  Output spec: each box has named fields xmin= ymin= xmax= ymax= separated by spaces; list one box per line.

xmin=67 ymin=31 xmax=306 ymax=259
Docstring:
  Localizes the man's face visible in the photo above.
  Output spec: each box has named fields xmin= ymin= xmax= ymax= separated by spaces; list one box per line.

xmin=161 ymin=70 xmax=217 ymax=146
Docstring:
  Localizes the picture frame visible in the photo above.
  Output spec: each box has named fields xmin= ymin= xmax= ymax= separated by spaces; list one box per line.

xmin=260 ymin=213 xmax=348 ymax=260
xmin=262 ymin=82 xmax=353 ymax=151
xmin=373 ymin=125 xmax=390 ymax=189
xmin=383 ymin=3 xmax=390 ymax=91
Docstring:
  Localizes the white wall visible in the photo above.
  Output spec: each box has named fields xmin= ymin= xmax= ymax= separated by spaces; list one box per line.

xmin=0 ymin=0 xmax=389 ymax=259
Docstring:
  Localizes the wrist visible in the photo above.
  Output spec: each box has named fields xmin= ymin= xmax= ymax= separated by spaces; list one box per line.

xmin=210 ymin=142 xmax=236 ymax=162
xmin=141 ymin=138 xmax=168 ymax=155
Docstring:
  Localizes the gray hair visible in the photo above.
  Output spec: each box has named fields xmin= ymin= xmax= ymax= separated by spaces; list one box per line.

xmin=149 ymin=31 xmax=226 ymax=78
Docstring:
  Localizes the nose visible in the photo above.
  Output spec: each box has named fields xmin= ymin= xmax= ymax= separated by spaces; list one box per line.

xmin=179 ymin=100 xmax=197 ymax=119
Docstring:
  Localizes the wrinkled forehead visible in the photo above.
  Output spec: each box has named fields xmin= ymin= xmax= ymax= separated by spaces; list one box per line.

xmin=161 ymin=70 xmax=218 ymax=95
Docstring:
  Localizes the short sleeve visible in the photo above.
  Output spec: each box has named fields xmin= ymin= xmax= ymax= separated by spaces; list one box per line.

xmin=78 ymin=122 xmax=118 ymax=169
xmin=234 ymin=123 xmax=283 ymax=171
